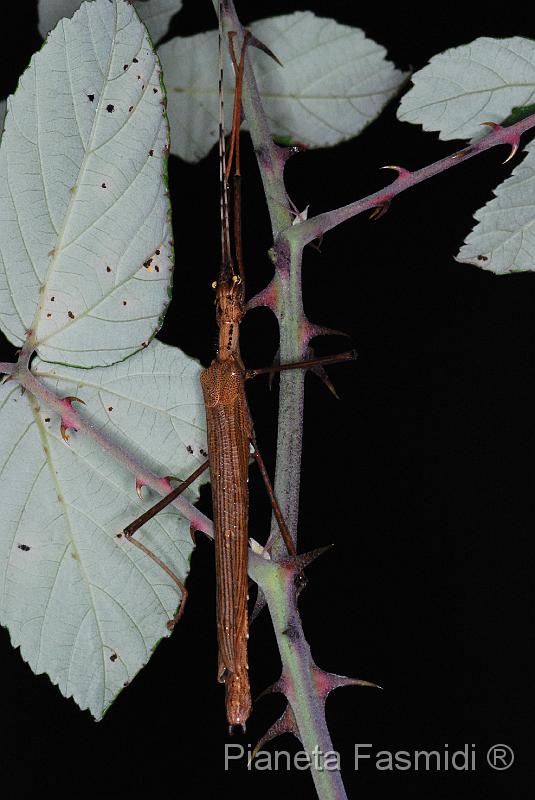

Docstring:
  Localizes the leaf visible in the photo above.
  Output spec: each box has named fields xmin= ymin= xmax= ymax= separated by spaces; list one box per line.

xmin=396 ymin=37 xmax=535 ymax=274
xmin=398 ymin=37 xmax=535 ymax=140
xmin=0 ymin=339 xmax=207 ymax=719
xmin=38 ymin=0 xmax=183 ymax=44
xmin=457 ymin=141 xmax=535 ymax=274
xmin=0 ymin=0 xmax=172 ymax=368
xmin=159 ymin=12 xmax=406 ymax=163
xmin=134 ymin=0 xmax=183 ymax=44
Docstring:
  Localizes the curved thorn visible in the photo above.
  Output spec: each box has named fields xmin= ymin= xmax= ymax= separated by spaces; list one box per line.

xmin=302 ymin=323 xmax=352 ymax=347
xmin=250 ymin=585 xmax=267 ymax=624
xmin=502 ymin=138 xmax=520 ymax=164
xmin=369 ymin=201 xmax=390 ymax=221
xmin=247 ymin=32 xmax=283 ymax=67
xmin=249 ymin=704 xmax=301 ymax=764
xmin=64 ymin=395 xmax=85 ymax=406
xmin=381 ymin=164 xmax=411 ymax=179
xmin=480 ymin=121 xmax=501 ymax=130
xmin=311 ymin=665 xmax=382 ymax=700
xmin=246 ymin=279 xmax=278 ymax=312
xmin=255 ymin=677 xmax=286 ymax=702
xmin=135 ymin=478 xmax=146 ymax=501
xmin=189 ymin=524 xmax=197 ymax=546
xmin=280 ymin=544 xmax=333 ymax=576
xmin=60 ymin=422 xmax=69 ymax=442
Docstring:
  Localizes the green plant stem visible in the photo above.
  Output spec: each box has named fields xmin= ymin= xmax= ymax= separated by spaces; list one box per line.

xmin=251 ymin=552 xmax=348 ymax=800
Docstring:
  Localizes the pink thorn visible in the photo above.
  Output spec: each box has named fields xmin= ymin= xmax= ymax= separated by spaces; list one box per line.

xmin=503 ymin=135 xmax=520 ymax=164
xmin=163 ymin=475 xmax=177 ymax=491
xmin=59 ymin=395 xmax=85 ymax=441
xmin=301 ymin=321 xmax=351 ymax=347
xmin=256 ymin=676 xmax=287 ymax=701
xmin=135 ymin=478 xmax=147 ymax=500
xmin=381 ymin=164 xmax=411 ymax=180
xmin=280 ymin=545 xmax=332 ymax=577
xmin=480 ymin=121 xmax=520 ymax=164
xmin=250 ymin=704 xmax=301 ymax=762
xmin=369 ymin=201 xmax=390 ymax=221
xmin=311 ymin=665 xmax=381 ymax=700
xmin=246 ymin=279 xmax=278 ymax=312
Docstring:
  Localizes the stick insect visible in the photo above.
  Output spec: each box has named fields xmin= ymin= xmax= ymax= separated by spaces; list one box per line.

xmin=122 ymin=3 xmax=355 ymax=731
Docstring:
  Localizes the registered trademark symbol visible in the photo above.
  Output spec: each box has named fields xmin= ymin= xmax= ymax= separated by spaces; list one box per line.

xmin=486 ymin=744 xmax=514 ymax=770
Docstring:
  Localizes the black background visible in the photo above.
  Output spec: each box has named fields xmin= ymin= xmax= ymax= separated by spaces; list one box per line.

xmin=0 ymin=1 xmax=533 ymax=797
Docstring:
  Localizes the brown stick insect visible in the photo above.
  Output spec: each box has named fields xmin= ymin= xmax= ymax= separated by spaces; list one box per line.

xmin=121 ymin=2 xmax=355 ymax=731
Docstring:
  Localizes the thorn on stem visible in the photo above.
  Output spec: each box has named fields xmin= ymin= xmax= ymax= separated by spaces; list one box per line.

xmin=135 ymin=478 xmax=147 ymax=500
xmin=480 ymin=121 xmax=520 ymax=164
xmin=59 ymin=395 xmax=85 ymax=441
xmin=381 ymin=164 xmax=411 ymax=179
xmin=250 ymin=704 xmax=301 ymax=764
xmin=369 ymin=202 xmax=390 ymax=220
xmin=280 ymin=544 xmax=333 ymax=577
xmin=311 ymin=665 xmax=382 ymax=700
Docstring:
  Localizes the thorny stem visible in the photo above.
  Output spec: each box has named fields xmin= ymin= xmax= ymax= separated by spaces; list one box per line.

xmin=213 ymin=5 xmax=535 ymax=799
xmin=4 ymin=361 xmax=213 ymax=539
xmin=251 ymin=552 xmax=347 ymax=800
xmin=286 ymin=114 xmax=535 ymax=247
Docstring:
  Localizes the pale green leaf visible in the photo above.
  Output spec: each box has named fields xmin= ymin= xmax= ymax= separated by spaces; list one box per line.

xmin=38 ymin=0 xmax=183 ymax=44
xmin=160 ymin=12 xmax=406 ymax=163
xmin=457 ymin=141 xmax=535 ymax=273
xmin=0 ymin=339 xmax=207 ymax=719
xmin=0 ymin=0 xmax=172 ymax=367
xmin=398 ymin=36 xmax=535 ymax=140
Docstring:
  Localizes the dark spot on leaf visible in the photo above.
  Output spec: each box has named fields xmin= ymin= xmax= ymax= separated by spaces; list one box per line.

xmin=123 ymin=64 xmax=129 ymax=71
xmin=137 ymin=75 xmax=141 ymax=81
xmin=133 ymin=58 xmax=138 ymax=63
xmin=155 ymin=265 xmax=160 ymax=273
xmin=101 ymin=182 xmax=107 ymax=188
xmin=106 ymin=265 xmax=111 ymax=272
xmin=143 ymin=259 xmax=152 ymax=268
xmin=108 ymin=406 xmax=113 ymax=412
xmin=87 ymin=94 xmax=94 ymax=102
xmin=106 ymin=104 xmax=114 ymax=113
xmin=68 ymin=311 xmax=75 ymax=319
xmin=18 ymin=544 xmax=30 ymax=552
xmin=110 ymin=653 xmax=118 ymax=662
xmin=45 ymin=417 xmax=50 ymax=423
xmin=116 ymin=532 xmax=122 ymax=538
xmin=123 ymin=681 xmax=130 ymax=687
xmin=477 ymin=254 xmax=489 ymax=261
xmin=123 ymin=300 xmax=127 ymax=306
xmin=200 ymin=448 xmax=208 ymax=458
xmin=46 ymin=313 xmax=52 ymax=318
xmin=51 ymin=296 xmax=55 ymax=301
xmin=129 ymin=106 xmax=133 ymax=112
xmin=155 ymin=249 xmax=160 ymax=255
xmin=153 ymin=88 xmax=158 ymax=94
xmin=186 ymin=445 xmax=193 ymax=454
xmin=141 ymin=341 xmax=148 ymax=349
xmin=149 ymin=149 xmax=154 ymax=157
